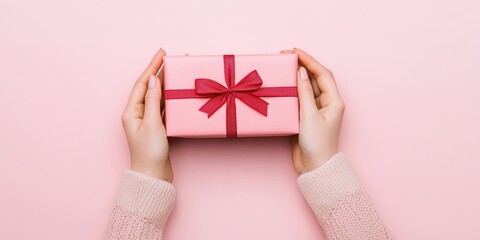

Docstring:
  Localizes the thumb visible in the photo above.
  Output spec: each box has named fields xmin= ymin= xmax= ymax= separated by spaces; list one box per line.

xmin=297 ymin=67 xmax=318 ymax=117
xmin=143 ymin=75 xmax=163 ymax=125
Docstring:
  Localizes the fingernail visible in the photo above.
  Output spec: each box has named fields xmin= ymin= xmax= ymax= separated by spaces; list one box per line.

xmin=148 ymin=75 xmax=156 ymax=89
xmin=299 ymin=67 xmax=308 ymax=80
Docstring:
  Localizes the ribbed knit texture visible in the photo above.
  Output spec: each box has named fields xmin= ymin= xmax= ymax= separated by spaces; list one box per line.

xmin=105 ymin=153 xmax=391 ymax=240
xmin=297 ymin=152 xmax=392 ymax=239
xmin=104 ymin=170 xmax=176 ymax=240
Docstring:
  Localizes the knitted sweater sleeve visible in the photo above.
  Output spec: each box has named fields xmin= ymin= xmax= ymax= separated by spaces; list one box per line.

xmin=297 ymin=153 xmax=392 ymax=240
xmin=104 ymin=170 xmax=176 ymax=240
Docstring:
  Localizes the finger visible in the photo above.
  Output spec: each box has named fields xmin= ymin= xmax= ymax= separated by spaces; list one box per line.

xmin=307 ymin=68 xmax=321 ymax=97
xmin=126 ymin=49 xmax=166 ymax=110
xmin=140 ymin=48 xmax=167 ymax=82
xmin=144 ymin=75 xmax=163 ymax=125
xmin=156 ymin=65 xmax=166 ymax=112
xmin=281 ymin=50 xmax=321 ymax=97
xmin=293 ymin=48 xmax=340 ymax=97
xmin=290 ymin=135 xmax=303 ymax=173
xmin=280 ymin=49 xmax=294 ymax=54
xmin=297 ymin=67 xmax=318 ymax=116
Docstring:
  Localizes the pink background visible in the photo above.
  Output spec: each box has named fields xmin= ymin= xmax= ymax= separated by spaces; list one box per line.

xmin=0 ymin=0 xmax=479 ymax=239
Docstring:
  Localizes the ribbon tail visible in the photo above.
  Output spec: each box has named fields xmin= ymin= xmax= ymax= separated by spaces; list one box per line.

xmin=199 ymin=94 xmax=228 ymax=118
xmin=226 ymin=93 xmax=237 ymax=138
xmin=235 ymin=92 xmax=269 ymax=116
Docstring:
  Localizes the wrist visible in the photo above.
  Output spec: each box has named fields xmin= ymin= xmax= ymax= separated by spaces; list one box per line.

xmin=131 ymin=161 xmax=173 ymax=182
xmin=300 ymin=151 xmax=338 ymax=174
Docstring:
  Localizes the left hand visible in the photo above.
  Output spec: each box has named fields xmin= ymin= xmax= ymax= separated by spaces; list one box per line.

xmin=121 ymin=49 xmax=173 ymax=182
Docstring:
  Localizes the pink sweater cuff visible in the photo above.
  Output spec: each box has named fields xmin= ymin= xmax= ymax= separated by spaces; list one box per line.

xmin=297 ymin=152 xmax=361 ymax=220
xmin=114 ymin=169 xmax=176 ymax=224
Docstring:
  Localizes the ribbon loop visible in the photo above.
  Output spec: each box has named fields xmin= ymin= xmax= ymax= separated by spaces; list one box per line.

xmin=195 ymin=78 xmax=229 ymax=95
xmin=232 ymin=70 xmax=263 ymax=92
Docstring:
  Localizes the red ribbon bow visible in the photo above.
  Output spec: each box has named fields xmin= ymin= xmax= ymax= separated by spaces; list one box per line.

xmin=164 ymin=55 xmax=297 ymax=138
xmin=196 ymin=69 xmax=269 ymax=117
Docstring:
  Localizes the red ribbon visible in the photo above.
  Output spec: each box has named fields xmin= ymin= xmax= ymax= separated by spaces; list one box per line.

xmin=164 ymin=55 xmax=297 ymax=138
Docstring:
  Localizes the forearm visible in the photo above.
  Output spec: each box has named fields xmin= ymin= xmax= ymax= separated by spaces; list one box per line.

xmin=297 ymin=153 xmax=392 ymax=240
xmin=105 ymin=170 xmax=176 ymax=240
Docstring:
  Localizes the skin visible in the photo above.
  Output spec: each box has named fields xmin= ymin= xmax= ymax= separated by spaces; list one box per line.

xmin=121 ymin=48 xmax=344 ymax=181
xmin=121 ymin=49 xmax=173 ymax=182
xmin=283 ymin=48 xmax=345 ymax=174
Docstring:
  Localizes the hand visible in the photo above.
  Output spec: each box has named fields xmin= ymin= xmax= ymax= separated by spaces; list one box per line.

xmin=121 ymin=49 xmax=173 ymax=182
xmin=282 ymin=48 xmax=345 ymax=175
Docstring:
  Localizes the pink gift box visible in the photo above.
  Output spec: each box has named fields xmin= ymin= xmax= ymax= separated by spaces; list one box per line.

xmin=163 ymin=54 xmax=299 ymax=138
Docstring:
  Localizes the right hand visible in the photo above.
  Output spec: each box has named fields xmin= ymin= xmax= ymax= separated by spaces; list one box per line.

xmin=282 ymin=48 xmax=345 ymax=175
xmin=121 ymin=49 xmax=173 ymax=182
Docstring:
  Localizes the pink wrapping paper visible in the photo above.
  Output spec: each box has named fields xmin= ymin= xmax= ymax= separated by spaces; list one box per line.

xmin=163 ymin=54 xmax=299 ymax=138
